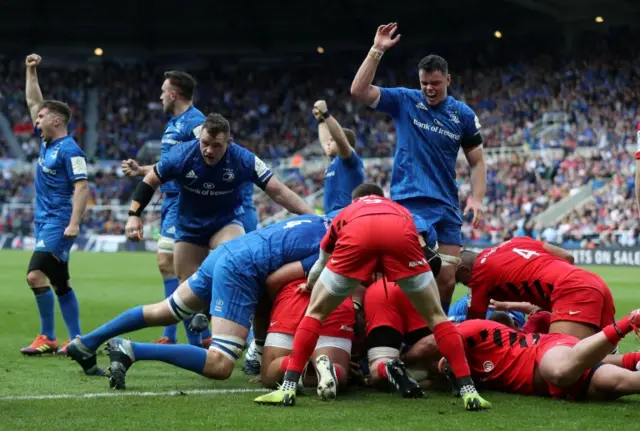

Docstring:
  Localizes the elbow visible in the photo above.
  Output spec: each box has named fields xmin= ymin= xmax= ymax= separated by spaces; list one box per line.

xmin=350 ymin=83 xmax=364 ymax=99
xmin=565 ymin=255 xmax=575 ymax=265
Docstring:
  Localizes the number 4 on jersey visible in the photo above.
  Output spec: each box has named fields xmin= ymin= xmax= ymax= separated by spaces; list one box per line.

xmin=512 ymin=248 xmax=540 ymax=260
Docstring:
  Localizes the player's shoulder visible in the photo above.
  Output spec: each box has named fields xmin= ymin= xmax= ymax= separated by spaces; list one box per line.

xmin=507 ymin=236 xmax=545 ymax=249
xmin=184 ymin=107 xmax=206 ymax=127
xmin=167 ymin=138 xmax=199 ymax=161
xmin=58 ymin=136 xmax=86 ymax=157
xmin=445 ymin=96 xmax=476 ymax=117
xmin=226 ymin=143 xmax=257 ymax=167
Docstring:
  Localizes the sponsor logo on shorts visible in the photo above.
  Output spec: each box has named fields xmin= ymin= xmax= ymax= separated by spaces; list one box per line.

xmin=568 ymin=310 xmax=581 ymax=315
xmin=483 ymin=361 xmax=494 ymax=372
xmin=190 ymin=273 xmax=198 ymax=281
xmin=340 ymin=325 xmax=354 ymax=332
xmin=408 ymin=258 xmax=427 ymax=268
xmin=166 ymin=226 xmax=176 ymax=234
xmin=36 ymin=240 xmax=46 ymax=248
xmin=214 ymin=299 xmax=224 ymax=313
xmin=270 ymin=321 xmax=277 ymax=327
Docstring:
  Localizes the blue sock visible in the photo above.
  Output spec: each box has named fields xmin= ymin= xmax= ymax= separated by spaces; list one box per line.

xmin=130 ymin=342 xmax=207 ymax=374
xmin=34 ymin=288 xmax=55 ymax=340
xmin=57 ymin=289 xmax=82 ymax=339
xmin=184 ymin=318 xmax=204 ymax=346
xmin=82 ymin=306 xmax=146 ymax=351
xmin=441 ymin=300 xmax=451 ymax=315
xmin=162 ymin=278 xmax=179 ymax=342
xmin=201 ymin=326 xmax=212 ymax=341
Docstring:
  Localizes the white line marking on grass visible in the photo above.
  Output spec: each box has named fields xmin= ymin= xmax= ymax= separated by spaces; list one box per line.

xmin=0 ymin=388 xmax=269 ymax=401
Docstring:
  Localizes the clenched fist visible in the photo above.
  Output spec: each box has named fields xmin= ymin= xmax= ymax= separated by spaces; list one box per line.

xmin=25 ymin=54 xmax=41 ymax=68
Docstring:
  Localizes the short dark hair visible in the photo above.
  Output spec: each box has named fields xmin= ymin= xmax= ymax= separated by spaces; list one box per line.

xmin=203 ymin=113 xmax=230 ymax=137
xmin=164 ymin=70 xmax=197 ymax=101
xmin=488 ymin=311 xmax=516 ymax=329
xmin=343 ymin=128 xmax=356 ymax=148
xmin=39 ymin=100 xmax=72 ymax=125
xmin=417 ymin=55 xmax=448 ymax=75
xmin=352 ymin=183 xmax=385 ymax=200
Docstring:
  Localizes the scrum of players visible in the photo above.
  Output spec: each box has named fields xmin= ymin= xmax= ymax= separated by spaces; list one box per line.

xmin=22 ymin=21 xmax=640 ymax=411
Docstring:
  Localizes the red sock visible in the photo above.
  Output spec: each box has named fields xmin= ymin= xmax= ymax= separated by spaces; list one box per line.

xmin=603 ymin=316 xmax=631 ymax=345
xmin=286 ymin=316 xmax=321 ymax=374
xmin=377 ymin=362 xmax=389 ymax=381
xmin=433 ymin=321 xmax=471 ymax=379
xmin=621 ymin=352 xmax=640 ymax=371
xmin=334 ymin=365 xmax=343 ymax=383
xmin=280 ymin=356 xmax=290 ymax=372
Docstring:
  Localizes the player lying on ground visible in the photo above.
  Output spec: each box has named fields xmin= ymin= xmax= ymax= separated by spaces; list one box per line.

xmin=363 ymin=277 xmax=431 ymax=398
xmin=67 ymin=215 xmax=328 ymax=385
xmin=457 ymin=236 xmax=616 ymax=340
xmin=404 ymin=314 xmax=640 ymax=401
xmin=261 ymin=278 xmax=356 ymax=400
xmin=255 ymin=185 xmax=491 ymax=410
xmin=21 ymin=54 xmax=92 ymax=362
xmin=124 ymin=113 xmax=313 ymax=347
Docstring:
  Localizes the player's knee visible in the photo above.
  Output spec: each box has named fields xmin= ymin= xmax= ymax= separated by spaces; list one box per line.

xmin=156 ymin=252 xmax=175 ymax=278
xmin=204 ymin=336 xmax=245 ymax=379
xmin=26 ymin=270 xmax=47 ymax=288
xmin=543 ymin=365 xmax=575 ymax=388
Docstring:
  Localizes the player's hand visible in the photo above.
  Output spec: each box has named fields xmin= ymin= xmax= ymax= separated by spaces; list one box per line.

xmin=63 ymin=223 xmax=80 ymax=239
xmin=373 ymin=23 xmax=401 ymax=52
xmin=464 ymin=197 xmax=484 ymax=229
xmin=25 ymin=54 xmax=41 ymax=68
xmin=313 ymin=100 xmax=328 ymax=114
xmin=121 ymin=159 xmax=140 ymax=177
xmin=295 ymin=282 xmax=310 ymax=293
xmin=488 ymin=299 xmax=509 ymax=311
xmin=312 ymin=107 xmax=323 ymax=122
xmin=125 ymin=216 xmax=144 ymax=241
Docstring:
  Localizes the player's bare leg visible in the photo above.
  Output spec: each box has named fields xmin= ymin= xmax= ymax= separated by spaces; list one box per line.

xmin=549 ymin=320 xmax=598 ymax=340
xmin=174 ymin=242 xmax=210 ymax=282
xmin=108 ymin=317 xmax=249 ymax=390
xmin=434 ymin=243 xmax=461 ymax=313
xmin=262 ymin=345 xmax=292 ymax=388
xmin=397 ymin=271 xmax=491 ymax=411
xmin=209 ymin=223 xmax=245 ymax=250
xmin=538 ymin=310 xmax=640 ymax=390
xmin=587 ymin=363 xmax=640 ymax=399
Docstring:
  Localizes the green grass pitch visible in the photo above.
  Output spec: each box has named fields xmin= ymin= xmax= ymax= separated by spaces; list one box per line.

xmin=1 ymin=250 xmax=640 ymax=430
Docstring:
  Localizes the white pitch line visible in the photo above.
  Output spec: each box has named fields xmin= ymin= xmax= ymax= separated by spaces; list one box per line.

xmin=0 ymin=388 xmax=269 ymax=401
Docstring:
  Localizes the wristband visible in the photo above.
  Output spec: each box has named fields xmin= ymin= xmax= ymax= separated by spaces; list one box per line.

xmin=321 ymin=111 xmax=331 ymax=120
xmin=128 ymin=210 xmax=141 ymax=217
xmin=369 ymin=48 xmax=384 ymax=61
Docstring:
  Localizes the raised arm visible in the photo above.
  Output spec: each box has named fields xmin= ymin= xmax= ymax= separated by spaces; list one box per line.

xmin=25 ymin=54 xmax=44 ymax=123
xmin=313 ymin=100 xmax=352 ymax=159
xmin=350 ymin=23 xmax=401 ymax=106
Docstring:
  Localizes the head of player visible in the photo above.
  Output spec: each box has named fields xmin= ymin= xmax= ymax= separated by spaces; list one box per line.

xmin=160 ymin=70 xmax=197 ymax=116
xmin=418 ymin=55 xmax=451 ymax=106
xmin=199 ymin=113 xmax=232 ymax=166
xmin=455 ymin=249 xmax=478 ymax=285
xmin=351 ymin=183 xmax=385 ymax=199
xmin=321 ymin=126 xmax=357 ymax=158
xmin=34 ymin=100 xmax=72 ymax=143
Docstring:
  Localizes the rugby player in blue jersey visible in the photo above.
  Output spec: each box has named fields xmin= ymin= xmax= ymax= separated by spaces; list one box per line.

xmin=67 ymin=215 xmax=328 ymax=386
xmin=20 ymin=54 xmax=93 ymax=363
xmin=350 ymin=23 xmax=487 ymax=313
xmin=313 ymin=100 xmax=364 ymax=214
xmin=122 ymin=71 xmax=209 ymax=347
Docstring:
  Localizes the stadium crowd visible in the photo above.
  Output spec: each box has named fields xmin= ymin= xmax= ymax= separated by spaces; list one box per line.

xmin=1 ymin=35 xmax=639 ymax=246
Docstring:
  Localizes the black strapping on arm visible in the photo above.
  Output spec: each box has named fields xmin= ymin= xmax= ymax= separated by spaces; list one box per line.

xmin=131 ymin=182 xmax=156 ymax=216
xmin=462 ymin=133 xmax=483 ymax=150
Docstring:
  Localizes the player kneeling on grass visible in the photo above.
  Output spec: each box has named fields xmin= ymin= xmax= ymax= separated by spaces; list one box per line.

xmin=67 ymin=215 xmax=328 ymax=384
xmin=261 ymin=278 xmax=356 ymax=400
xmin=364 ymin=277 xmax=432 ymax=398
xmin=405 ymin=312 xmax=640 ymax=401
xmin=254 ymin=184 xmax=491 ymax=411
